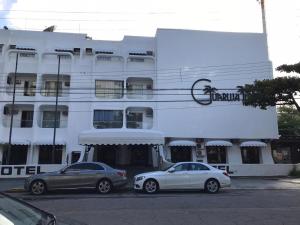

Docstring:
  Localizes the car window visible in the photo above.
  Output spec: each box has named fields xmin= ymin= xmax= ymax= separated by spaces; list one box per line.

xmin=174 ymin=163 xmax=189 ymax=171
xmin=66 ymin=163 xmax=104 ymax=171
xmin=86 ymin=163 xmax=104 ymax=170
xmin=189 ymin=163 xmax=210 ymax=171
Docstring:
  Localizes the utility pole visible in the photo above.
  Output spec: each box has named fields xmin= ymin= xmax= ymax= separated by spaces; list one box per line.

xmin=260 ymin=0 xmax=267 ymax=34
xmin=7 ymin=53 xmax=19 ymax=165
xmin=52 ymin=55 xmax=61 ymax=163
xmin=258 ymin=0 xmax=269 ymax=59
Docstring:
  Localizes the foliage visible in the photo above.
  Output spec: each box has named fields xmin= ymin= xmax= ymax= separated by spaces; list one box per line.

xmin=277 ymin=62 xmax=300 ymax=74
xmin=241 ymin=77 xmax=300 ymax=111
xmin=277 ymin=106 xmax=300 ymax=136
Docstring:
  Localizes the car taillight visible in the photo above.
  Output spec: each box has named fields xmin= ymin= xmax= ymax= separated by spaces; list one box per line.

xmin=117 ymin=171 xmax=126 ymax=177
xmin=223 ymin=171 xmax=229 ymax=177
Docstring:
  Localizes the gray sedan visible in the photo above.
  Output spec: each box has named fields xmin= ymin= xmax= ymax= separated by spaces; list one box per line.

xmin=24 ymin=162 xmax=128 ymax=195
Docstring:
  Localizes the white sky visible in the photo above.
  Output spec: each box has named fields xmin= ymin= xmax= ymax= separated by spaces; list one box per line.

xmin=1 ymin=0 xmax=299 ymax=76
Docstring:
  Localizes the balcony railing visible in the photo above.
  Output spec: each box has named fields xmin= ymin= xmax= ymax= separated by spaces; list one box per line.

xmin=6 ymin=86 xmax=36 ymax=96
xmin=2 ymin=119 xmax=33 ymax=128
xmin=38 ymin=119 xmax=68 ymax=128
xmin=40 ymin=88 xmax=69 ymax=97
xmin=93 ymin=121 xmax=123 ymax=129
xmin=126 ymin=89 xmax=153 ymax=99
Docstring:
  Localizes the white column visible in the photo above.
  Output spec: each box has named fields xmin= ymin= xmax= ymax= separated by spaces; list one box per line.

xmin=227 ymin=144 xmax=243 ymax=164
xmin=26 ymin=144 xmax=34 ymax=164
xmin=0 ymin=146 xmax=3 ymax=164
xmin=261 ymin=143 xmax=274 ymax=164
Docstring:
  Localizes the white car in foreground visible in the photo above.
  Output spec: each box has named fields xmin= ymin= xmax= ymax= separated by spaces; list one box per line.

xmin=134 ymin=162 xmax=231 ymax=194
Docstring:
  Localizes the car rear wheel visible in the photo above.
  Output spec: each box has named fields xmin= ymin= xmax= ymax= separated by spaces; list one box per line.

xmin=205 ymin=178 xmax=220 ymax=194
xmin=97 ymin=179 xmax=112 ymax=194
xmin=30 ymin=180 xmax=46 ymax=195
xmin=143 ymin=179 xmax=159 ymax=194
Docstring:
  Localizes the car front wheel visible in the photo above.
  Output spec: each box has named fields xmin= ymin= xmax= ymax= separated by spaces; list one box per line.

xmin=143 ymin=179 xmax=159 ymax=194
xmin=205 ymin=178 xmax=220 ymax=194
xmin=30 ymin=180 xmax=46 ymax=195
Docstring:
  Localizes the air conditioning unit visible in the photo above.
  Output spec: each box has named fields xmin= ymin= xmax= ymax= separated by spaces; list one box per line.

xmin=64 ymin=81 xmax=70 ymax=87
xmin=73 ymin=48 xmax=80 ymax=55
xmin=85 ymin=48 xmax=93 ymax=55
xmin=7 ymin=76 xmax=12 ymax=84
xmin=3 ymin=106 xmax=18 ymax=115
xmin=146 ymin=51 xmax=154 ymax=56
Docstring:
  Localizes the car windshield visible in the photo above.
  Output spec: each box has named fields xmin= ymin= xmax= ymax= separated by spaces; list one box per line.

xmin=163 ymin=164 xmax=175 ymax=171
xmin=0 ymin=193 xmax=55 ymax=225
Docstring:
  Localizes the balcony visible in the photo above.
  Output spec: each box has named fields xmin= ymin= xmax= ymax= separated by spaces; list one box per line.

xmin=2 ymin=104 xmax=34 ymax=128
xmin=6 ymin=73 xmax=36 ymax=96
xmin=126 ymin=77 xmax=153 ymax=99
xmin=37 ymin=105 xmax=68 ymax=128
xmin=40 ymin=74 xmax=70 ymax=97
xmin=126 ymin=107 xmax=153 ymax=129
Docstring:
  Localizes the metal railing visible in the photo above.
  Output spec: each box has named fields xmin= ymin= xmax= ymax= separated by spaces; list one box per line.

xmin=93 ymin=121 xmax=123 ymax=129
xmin=2 ymin=119 xmax=33 ymax=128
xmin=38 ymin=119 xmax=68 ymax=128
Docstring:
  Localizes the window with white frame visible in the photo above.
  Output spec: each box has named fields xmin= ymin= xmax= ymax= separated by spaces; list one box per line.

xmin=95 ymin=80 xmax=124 ymax=99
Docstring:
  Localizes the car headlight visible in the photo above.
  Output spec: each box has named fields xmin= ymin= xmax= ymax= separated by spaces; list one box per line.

xmin=136 ymin=176 xmax=145 ymax=182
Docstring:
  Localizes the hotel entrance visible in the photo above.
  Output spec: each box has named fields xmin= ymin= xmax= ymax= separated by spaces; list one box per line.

xmin=93 ymin=145 xmax=154 ymax=168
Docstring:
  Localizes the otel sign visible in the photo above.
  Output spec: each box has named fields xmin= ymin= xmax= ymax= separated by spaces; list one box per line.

xmin=191 ymin=79 xmax=244 ymax=105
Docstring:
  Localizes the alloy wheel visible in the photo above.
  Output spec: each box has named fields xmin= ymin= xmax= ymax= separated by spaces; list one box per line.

xmin=144 ymin=180 xmax=158 ymax=193
xmin=206 ymin=179 xmax=219 ymax=193
xmin=98 ymin=180 xmax=112 ymax=194
xmin=31 ymin=181 xmax=45 ymax=195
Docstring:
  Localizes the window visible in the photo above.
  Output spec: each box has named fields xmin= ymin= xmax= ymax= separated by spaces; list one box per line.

xmin=93 ymin=110 xmax=123 ymax=129
xmin=66 ymin=163 xmax=104 ymax=171
xmin=272 ymin=148 xmax=291 ymax=164
xmin=2 ymin=145 xmax=28 ymax=165
xmin=97 ymin=56 xmax=112 ymax=61
xmin=71 ymin=151 xmax=81 ymax=164
xmin=174 ymin=163 xmax=190 ymax=171
xmin=129 ymin=58 xmax=145 ymax=62
xmin=42 ymin=111 xmax=60 ymax=128
xmin=24 ymin=80 xmax=36 ymax=96
xmin=21 ymin=111 xmax=33 ymax=128
xmin=95 ymin=80 xmax=123 ymax=99
xmin=42 ymin=81 xmax=62 ymax=97
xmin=189 ymin=163 xmax=210 ymax=171
xmin=127 ymin=112 xmax=143 ymax=128
xmin=171 ymin=147 xmax=192 ymax=163
xmin=207 ymin=147 xmax=227 ymax=164
xmin=38 ymin=145 xmax=62 ymax=164
xmin=241 ymin=147 xmax=260 ymax=164
xmin=19 ymin=53 xmax=35 ymax=58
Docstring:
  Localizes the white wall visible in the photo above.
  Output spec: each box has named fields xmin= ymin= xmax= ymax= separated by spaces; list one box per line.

xmin=155 ymin=29 xmax=278 ymax=139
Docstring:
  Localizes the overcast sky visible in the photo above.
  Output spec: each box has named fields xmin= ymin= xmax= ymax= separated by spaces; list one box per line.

xmin=0 ymin=0 xmax=299 ymax=76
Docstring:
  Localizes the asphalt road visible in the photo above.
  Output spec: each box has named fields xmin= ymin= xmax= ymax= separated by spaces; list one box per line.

xmin=11 ymin=189 xmax=300 ymax=225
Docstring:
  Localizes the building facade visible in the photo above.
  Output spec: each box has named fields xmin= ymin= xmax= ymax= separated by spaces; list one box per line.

xmin=0 ymin=28 xmax=292 ymax=177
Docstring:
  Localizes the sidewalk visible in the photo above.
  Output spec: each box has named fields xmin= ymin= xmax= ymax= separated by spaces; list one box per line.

xmin=1 ymin=177 xmax=300 ymax=193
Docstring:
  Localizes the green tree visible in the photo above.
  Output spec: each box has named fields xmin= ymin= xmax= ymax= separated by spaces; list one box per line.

xmin=278 ymin=106 xmax=300 ymax=136
xmin=241 ymin=76 xmax=300 ymax=111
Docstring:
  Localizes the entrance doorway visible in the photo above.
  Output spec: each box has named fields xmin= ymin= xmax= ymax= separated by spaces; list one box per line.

xmin=93 ymin=145 xmax=153 ymax=168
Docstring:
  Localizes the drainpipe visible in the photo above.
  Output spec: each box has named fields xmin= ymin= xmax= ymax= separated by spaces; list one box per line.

xmin=52 ymin=55 xmax=61 ymax=163
xmin=7 ymin=53 xmax=19 ymax=165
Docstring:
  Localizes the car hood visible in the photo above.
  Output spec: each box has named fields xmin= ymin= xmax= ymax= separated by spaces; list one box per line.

xmin=136 ymin=171 xmax=166 ymax=177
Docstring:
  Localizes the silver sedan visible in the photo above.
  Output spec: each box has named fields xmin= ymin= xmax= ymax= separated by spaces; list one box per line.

xmin=24 ymin=162 xmax=128 ymax=195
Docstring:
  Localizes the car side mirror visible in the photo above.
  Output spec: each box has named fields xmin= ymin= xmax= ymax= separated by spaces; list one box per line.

xmin=168 ymin=167 xmax=175 ymax=173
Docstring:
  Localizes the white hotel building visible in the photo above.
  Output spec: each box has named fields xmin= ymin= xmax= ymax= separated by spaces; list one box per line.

xmin=0 ymin=28 xmax=295 ymax=177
